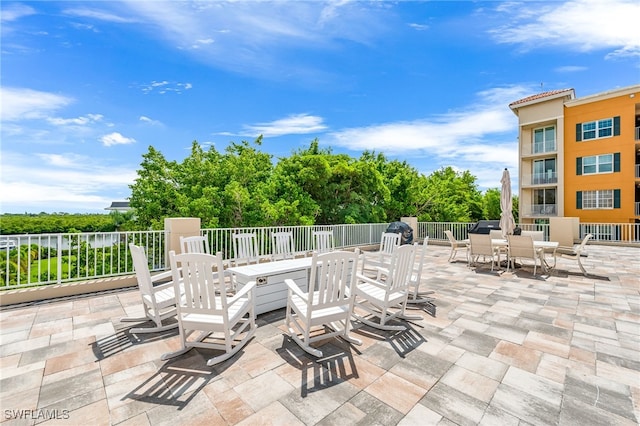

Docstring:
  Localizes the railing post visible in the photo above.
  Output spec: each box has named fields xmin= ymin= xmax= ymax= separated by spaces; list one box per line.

xmin=57 ymin=234 xmax=62 ymax=285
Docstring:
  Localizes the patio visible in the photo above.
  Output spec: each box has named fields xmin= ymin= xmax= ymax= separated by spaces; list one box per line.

xmin=1 ymin=244 xmax=638 ymax=425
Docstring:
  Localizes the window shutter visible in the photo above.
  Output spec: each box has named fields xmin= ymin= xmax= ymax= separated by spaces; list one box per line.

xmin=614 ymin=189 xmax=620 ymax=208
xmin=576 ymin=157 xmax=582 ymax=175
xmin=576 ymin=123 xmax=582 ymax=141
xmin=613 ymin=116 xmax=620 ymax=136
xmin=614 ymin=153 xmax=620 ymax=172
xmin=576 ymin=191 xmax=582 ymax=209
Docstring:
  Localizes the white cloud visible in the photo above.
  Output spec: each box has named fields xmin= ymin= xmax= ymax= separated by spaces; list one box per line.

xmin=490 ymin=0 xmax=640 ymax=58
xmin=115 ymin=1 xmax=391 ymax=79
xmin=47 ymin=114 xmax=104 ymax=126
xmin=140 ymin=80 xmax=193 ymax=94
xmin=0 ymin=87 xmax=73 ymax=121
xmin=139 ymin=115 xmax=162 ymax=126
xmin=1 ymin=4 xmax=35 ymax=22
xmin=100 ymin=132 xmax=136 ymax=146
xmin=555 ymin=65 xmax=588 ymax=73
xmin=408 ymin=23 xmax=429 ymax=31
xmin=63 ymin=8 xmax=138 ymax=24
xmin=327 ymin=86 xmax=528 ymax=156
xmin=0 ymin=152 xmax=137 ymax=213
xmin=244 ymin=114 xmax=328 ymax=137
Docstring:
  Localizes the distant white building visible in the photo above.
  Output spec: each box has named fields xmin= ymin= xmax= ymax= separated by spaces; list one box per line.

xmin=105 ymin=201 xmax=132 ymax=212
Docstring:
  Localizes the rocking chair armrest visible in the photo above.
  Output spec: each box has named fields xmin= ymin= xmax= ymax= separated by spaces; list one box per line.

xmin=285 ymin=278 xmax=308 ymax=300
xmin=355 ymin=273 xmax=387 ymax=290
xmin=229 ymin=280 xmax=256 ymax=303
xmin=150 ymin=269 xmax=174 ymax=283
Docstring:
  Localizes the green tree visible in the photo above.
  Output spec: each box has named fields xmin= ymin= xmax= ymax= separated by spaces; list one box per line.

xmin=415 ymin=167 xmax=483 ymax=222
xmin=482 ymin=188 xmax=502 ymax=220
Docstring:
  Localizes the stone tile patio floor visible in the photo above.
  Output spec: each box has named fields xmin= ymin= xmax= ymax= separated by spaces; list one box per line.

xmin=1 ymin=244 xmax=639 ymax=425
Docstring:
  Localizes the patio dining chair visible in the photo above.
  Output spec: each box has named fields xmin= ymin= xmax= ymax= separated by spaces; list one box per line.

xmin=361 ymin=232 xmax=400 ymax=276
xmin=161 ymin=251 xmax=256 ymax=366
xmin=352 ymin=243 xmax=422 ymax=331
xmin=556 ymin=233 xmax=592 ymax=276
xmin=468 ymin=233 xmax=501 ymax=271
xmin=506 ymin=234 xmax=545 ymax=275
xmin=121 ymin=244 xmax=182 ymax=334
xmin=444 ymin=230 xmax=467 ymax=262
xmin=284 ymin=249 xmax=361 ymax=357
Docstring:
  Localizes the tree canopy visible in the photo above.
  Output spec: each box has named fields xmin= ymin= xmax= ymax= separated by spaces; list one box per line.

xmin=127 ymin=138 xmax=516 ymax=229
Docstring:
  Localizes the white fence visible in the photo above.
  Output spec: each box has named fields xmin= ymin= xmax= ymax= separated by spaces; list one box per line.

xmin=1 ymin=221 xmax=638 ymax=290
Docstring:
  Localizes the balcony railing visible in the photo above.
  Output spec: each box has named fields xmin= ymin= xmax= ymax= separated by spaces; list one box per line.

xmin=636 ymin=164 xmax=640 ymax=178
xmin=636 ymin=202 xmax=640 ymax=217
xmin=531 ymin=204 xmax=557 ymax=215
xmin=636 ymin=126 xmax=640 ymax=141
xmin=522 ymin=171 xmax=558 ymax=186
xmin=522 ymin=142 xmax=556 ymax=156
xmin=2 ymin=221 xmax=639 ymax=291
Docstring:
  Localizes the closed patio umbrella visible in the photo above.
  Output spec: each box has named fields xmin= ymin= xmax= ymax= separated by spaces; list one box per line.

xmin=500 ymin=168 xmax=515 ymax=238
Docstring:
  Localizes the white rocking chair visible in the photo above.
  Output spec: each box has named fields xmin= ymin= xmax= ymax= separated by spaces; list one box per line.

xmin=232 ymin=232 xmax=261 ymax=266
xmin=285 ymin=249 xmax=362 ymax=357
xmin=161 ymin=251 xmax=256 ymax=366
xmin=353 ymin=244 xmax=422 ymax=331
xmin=312 ymin=230 xmax=335 ymax=254
xmin=180 ymin=235 xmax=210 ymax=254
xmin=361 ymin=232 xmax=400 ymax=276
xmin=271 ymin=231 xmax=295 ymax=261
xmin=407 ymin=238 xmax=434 ymax=304
xmin=121 ymin=244 xmax=182 ymax=334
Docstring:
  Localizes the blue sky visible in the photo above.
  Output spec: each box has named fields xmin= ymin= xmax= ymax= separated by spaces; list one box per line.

xmin=1 ymin=1 xmax=639 ymax=214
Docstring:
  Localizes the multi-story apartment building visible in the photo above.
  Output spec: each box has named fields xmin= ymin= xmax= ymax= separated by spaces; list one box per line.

xmin=509 ymin=84 xmax=640 ymax=237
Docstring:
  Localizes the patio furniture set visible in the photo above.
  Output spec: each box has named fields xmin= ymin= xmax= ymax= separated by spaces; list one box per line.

xmin=121 ymin=231 xmax=431 ymax=366
xmin=445 ymin=229 xmax=593 ymax=276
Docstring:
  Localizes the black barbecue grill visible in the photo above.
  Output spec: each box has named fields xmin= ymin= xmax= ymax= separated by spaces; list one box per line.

xmin=467 ymin=220 xmax=501 ymax=235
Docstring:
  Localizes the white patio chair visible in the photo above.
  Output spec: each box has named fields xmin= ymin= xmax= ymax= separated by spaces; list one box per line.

xmin=352 ymin=244 xmax=422 ymax=331
xmin=284 ymin=249 xmax=362 ymax=357
xmin=556 ymin=233 xmax=592 ymax=276
xmin=312 ymin=230 xmax=334 ymax=254
xmin=361 ymin=232 xmax=400 ymax=276
xmin=271 ymin=231 xmax=295 ymax=261
xmin=506 ymin=235 xmax=545 ymax=275
xmin=121 ymin=244 xmax=182 ymax=334
xmin=489 ymin=230 xmax=504 ymax=240
xmin=161 ymin=251 xmax=256 ymax=366
xmin=407 ymin=238 xmax=434 ymax=304
xmin=232 ymin=232 xmax=261 ymax=266
xmin=444 ymin=230 xmax=467 ymax=262
xmin=468 ymin=234 xmax=501 ymax=271
xmin=180 ymin=235 xmax=210 ymax=254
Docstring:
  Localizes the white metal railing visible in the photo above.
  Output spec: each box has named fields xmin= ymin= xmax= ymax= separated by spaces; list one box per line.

xmin=2 ymin=221 xmax=638 ymax=290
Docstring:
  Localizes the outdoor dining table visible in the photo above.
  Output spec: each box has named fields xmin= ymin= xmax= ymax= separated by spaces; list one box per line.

xmin=491 ymin=238 xmax=559 ymax=272
xmin=227 ymin=257 xmax=313 ymax=315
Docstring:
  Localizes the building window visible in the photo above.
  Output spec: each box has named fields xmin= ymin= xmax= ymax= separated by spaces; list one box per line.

xmin=576 ymin=116 xmax=620 ymax=141
xmin=582 ymin=190 xmax=614 ymax=209
xmin=533 ymin=188 xmax=556 ymax=215
xmin=576 ymin=152 xmax=620 ymax=175
xmin=533 ymin=126 xmax=555 ymax=153
xmin=582 ymin=154 xmax=613 ymax=174
xmin=533 ymin=158 xmax=556 ymax=184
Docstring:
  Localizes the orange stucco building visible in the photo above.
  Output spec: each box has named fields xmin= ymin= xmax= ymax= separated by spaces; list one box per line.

xmin=509 ymin=84 xmax=640 ymax=236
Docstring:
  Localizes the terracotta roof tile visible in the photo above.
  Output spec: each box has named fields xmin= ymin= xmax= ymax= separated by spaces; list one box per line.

xmin=509 ymin=89 xmax=574 ymax=107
